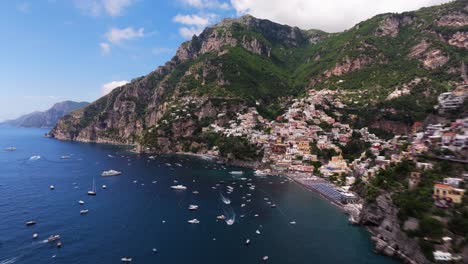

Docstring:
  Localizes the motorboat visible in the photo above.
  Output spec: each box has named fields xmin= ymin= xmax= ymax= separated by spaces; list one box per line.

xmin=48 ymin=234 xmax=60 ymax=242
xmin=87 ymin=178 xmax=96 ymax=195
xmin=60 ymin=155 xmax=70 ymax=159
xmin=33 ymin=233 xmax=38 ymax=239
xmin=216 ymin=215 xmax=226 ymax=220
xmin=171 ymin=185 xmax=187 ymax=190
xmin=80 ymin=209 xmax=89 ymax=214
xmin=50 ymin=185 xmax=55 ymax=190
xmin=121 ymin=257 xmax=132 ymax=263
xmin=188 ymin=205 xmax=198 ymax=210
xmin=79 ymin=200 xmax=84 ymax=205
xmin=245 ymin=239 xmax=250 ymax=245
xmin=188 ymin=219 xmax=200 ymax=224
xmin=101 ymin=170 xmax=122 ymax=176
xmin=4 ymin=147 xmax=16 ymax=151
xmin=26 ymin=221 xmax=36 ymax=226
xmin=229 ymin=171 xmax=244 ymax=175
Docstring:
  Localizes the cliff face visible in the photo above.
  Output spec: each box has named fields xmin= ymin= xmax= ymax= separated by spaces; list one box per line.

xmin=359 ymin=194 xmax=430 ymax=264
xmin=4 ymin=101 xmax=88 ymax=128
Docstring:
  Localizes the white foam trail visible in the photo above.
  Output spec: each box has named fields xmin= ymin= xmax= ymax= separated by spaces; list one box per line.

xmin=0 ymin=257 xmax=17 ymax=264
xmin=220 ymin=193 xmax=231 ymax=205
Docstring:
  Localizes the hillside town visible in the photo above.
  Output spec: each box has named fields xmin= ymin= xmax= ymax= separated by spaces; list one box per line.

xmin=205 ymin=86 xmax=468 ymax=261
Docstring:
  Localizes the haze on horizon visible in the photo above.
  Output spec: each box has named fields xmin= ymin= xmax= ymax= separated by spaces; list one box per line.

xmin=0 ymin=0 xmax=451 ymax=121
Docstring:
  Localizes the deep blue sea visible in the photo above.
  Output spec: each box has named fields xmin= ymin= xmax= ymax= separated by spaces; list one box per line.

xmin=0 ymin=127 xmax=399 ymax=264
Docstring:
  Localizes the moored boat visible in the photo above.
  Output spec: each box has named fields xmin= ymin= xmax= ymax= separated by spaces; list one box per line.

xmin=48 ymin=234 xmax=60 ymax=242
xmin=101 ymin=170 xmax=122 ymax=176
xmin=170 ymin=185 xmax=187 ymax=190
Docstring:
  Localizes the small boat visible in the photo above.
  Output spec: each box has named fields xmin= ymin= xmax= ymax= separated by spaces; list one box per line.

xmin=50 ymin=185 xmax=55 ymax=190
xmin=254 ymin=170 xmax=268 ymax=176
xmin=121 ymin=257 xmax=132 ymax=263
xmin=101 ymin=170 xmax=122 ymax=176
xmin=256 ymin=230 xmax=261 ymax=235
xmin=262 ymin=256 xmax=269 ymax=261
xmin=229 ymin=171 xmax=244 ymax=175
xmin=175 ymin=163 xmax=182 ymax=167
xmin=79 ymin=200 xmax=84 ymax=205
xmin=270 ymin=204 xmax=276 ymax=208
xmin=87 ymin=178 xmax=96 ymax=195
xmin=171 ymin=185 xmax=187 ymax=190
xmin=80 ymin=209 xmax=89 ymax=214
xmin=29 ymin=155 xmax=41 ymax=160
xmin=241 ymin=203 xmax=246 ymax=207
xmin=4 ymin=147 xmax=16 ymax=151
xmin=188 ymin=219 xmax=200 ymax=224
xmin=216 ymin=215 xmax=226 ymax=220
xmin=33 ymin=233 xmax=38 ymax=239
xmin=188 ymin=205 xmax=199 ymax=210
xmin=289 ymin=221 xmax=296 ymax=225
xmin=245 ymin=239 xmax=250 ymax=245
xmin=48 ymin=234 xmax=60 ymax=242
xmin=152 ymin=248 xmax=158 ymax=253
xmin=192 ymin=190 xmax=199 ymax=194
xmin=26 ymin=221 xmax=36 ymax=226
xmin=56 ymin=242 xmax=62 ymax=248
xmin=226 ymin=219 xmax=234 ymax=225
xmin=102 ymin=185 xmax=107 ymax=189
xmin=60 ymin=155 xmax=70 ymax=159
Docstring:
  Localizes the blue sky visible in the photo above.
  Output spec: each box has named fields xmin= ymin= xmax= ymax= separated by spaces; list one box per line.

xmin=0 ymin=0 xmax=450 ymax=121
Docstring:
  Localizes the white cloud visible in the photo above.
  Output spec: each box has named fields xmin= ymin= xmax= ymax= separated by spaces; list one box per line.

xmin=104 ymin=27 xmax=145 ymax=44
xmin=230 ymin=0 xmax=452 ymax=32
xmin=74 ymin=0 xmax=135 ymax=17
xmin=17 ymin=2 xmax=31 ymax=14
xmin=100 ymin=42 xmax=111 ymax=55
xmin=101 ymin=80 xmax=129 ymax=95
xmin=102 ymin=0 xmax=134 ymax=16
xmin=179 ymin=0 xmax=230 ymax=10
xmin=173 ymin=13 xmax=218 ymax=39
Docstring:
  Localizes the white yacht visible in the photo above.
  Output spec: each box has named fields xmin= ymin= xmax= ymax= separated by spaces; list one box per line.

xmin=50 ymin=185 xmax=55 ymax=190
xmin=170 ymin=185 xmax=187 ymax=190
xmin=79 ymin=200 xmax=84 ymax=205
xmin=187 ymin=219 xmax=200 ymax=224
xmin=4 ymin=147 xmax=16 ymax=151
xmin=229 ymin=171 xmax=244 ymax=175
xmin=101 ymin=170 xmax=122 ymax=176
xmin=254 ymin=169 xmax=270 ymax=176
xmin=29 ymin=155 xmax=41 ymax=161
xmin=188 ymin=205 xmax=198 ymax=210
xmin=80 ymin=209 xmax=89 ymax=214
xmin=121 ymin=257 xmax=132 ymax=263
xmin=33 ymin=233 xmax=38 ymax=239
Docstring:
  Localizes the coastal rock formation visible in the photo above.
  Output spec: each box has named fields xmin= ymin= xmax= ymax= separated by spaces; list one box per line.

xmin=359 ymin=194 xmax=430 ymax=264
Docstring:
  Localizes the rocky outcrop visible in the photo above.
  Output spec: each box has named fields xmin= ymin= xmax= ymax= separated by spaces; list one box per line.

xmin=324 ymin=55 xmax=375 ymax=78
xmin=447 ymin=31 xmax=468 ymax=48
xmin=409 ymin=41 xmax=449 ymax=69
xmin=359 ymin=194 xmax=430 ymax=264
xmin=376 ymin=17 xmax=400 ymax=37
xmin=437 ymin=12 xmax=468 ymax=27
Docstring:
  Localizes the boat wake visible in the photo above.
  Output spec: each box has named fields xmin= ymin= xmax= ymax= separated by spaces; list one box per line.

xmin=223 ymin=208 xmax=236 ymax=226
xmin=0 ymin=257 xmax=17 ymax=264
xmin=220 ymin=192 xmax=231 ymax=205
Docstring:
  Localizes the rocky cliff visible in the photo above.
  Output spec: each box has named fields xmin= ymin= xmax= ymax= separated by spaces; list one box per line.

xmin=4 ymin=101 xmax=88 ymax=128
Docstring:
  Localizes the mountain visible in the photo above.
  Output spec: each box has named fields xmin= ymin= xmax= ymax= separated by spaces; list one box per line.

xmin=4 ymin=101 xmax=89 ymax=128
xmin=50 ymin=0 xmax=467 ymax=150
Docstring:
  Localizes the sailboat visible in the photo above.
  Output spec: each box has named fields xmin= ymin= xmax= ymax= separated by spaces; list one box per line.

xmin=87 ymin=178 xmax=96 ymax=196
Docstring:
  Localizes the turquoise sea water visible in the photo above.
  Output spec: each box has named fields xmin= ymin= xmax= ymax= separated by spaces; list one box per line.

xmin=0 ymin=127 xmax=399 ymax=264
